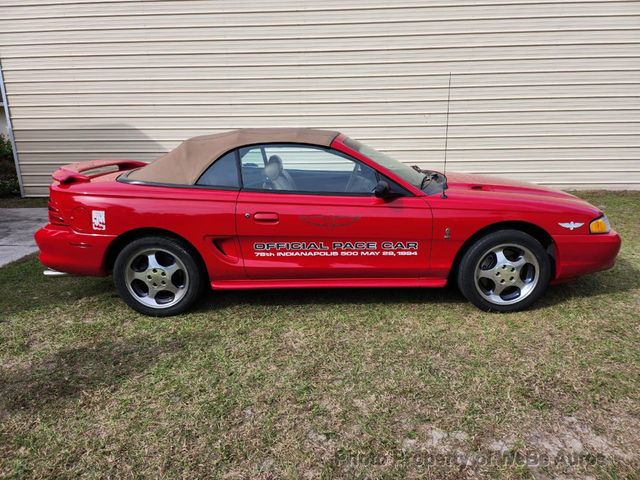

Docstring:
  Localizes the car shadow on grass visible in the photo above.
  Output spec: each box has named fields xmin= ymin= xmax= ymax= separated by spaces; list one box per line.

xmin=195 ymin=258 xmax=638 ymax=313
xmin=0 ymin=336 xmax=183 ymax=415
xmin=196 ymin=283 xmax=466 ymax=312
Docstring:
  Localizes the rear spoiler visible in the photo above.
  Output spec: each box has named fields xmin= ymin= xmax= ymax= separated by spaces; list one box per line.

xmin=52 ymin=159 xmax=147 ymax=184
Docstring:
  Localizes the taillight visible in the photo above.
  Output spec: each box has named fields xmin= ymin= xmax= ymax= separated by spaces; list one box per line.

xmin=48 ymin=200 xmax=67 ymax=225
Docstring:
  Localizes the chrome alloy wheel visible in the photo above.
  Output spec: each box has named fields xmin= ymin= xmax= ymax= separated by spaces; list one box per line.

xmin=124 ymin=247 xmax=189 ymax=309
xmin=473 ymin=243 xmax=540 ymax=306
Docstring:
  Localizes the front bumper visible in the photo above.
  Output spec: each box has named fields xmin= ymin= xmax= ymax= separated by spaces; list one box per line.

xmin=553 ymin=230 xmax=621 ymax=282
xmin=34 ymin=224 xmax=115 ymax=276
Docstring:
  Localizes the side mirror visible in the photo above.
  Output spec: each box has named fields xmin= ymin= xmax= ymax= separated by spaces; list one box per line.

xmin=373 ymin=180 xmax=391 ymax=198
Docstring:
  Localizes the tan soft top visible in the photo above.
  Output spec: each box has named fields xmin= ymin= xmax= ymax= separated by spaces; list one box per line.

xmin=128 ymin=128 xmax=340 ymax=185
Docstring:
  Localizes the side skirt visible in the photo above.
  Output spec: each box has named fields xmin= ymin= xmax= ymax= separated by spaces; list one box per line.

xmin=210 ymin=277 xmax=447 ymax=290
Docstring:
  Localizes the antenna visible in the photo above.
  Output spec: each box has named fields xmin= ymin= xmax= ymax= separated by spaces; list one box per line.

xmin=440 ymin=72 xmax=452 ymax=199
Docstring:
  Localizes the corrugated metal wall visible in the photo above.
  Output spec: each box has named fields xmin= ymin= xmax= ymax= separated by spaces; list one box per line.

xmin=1 ymin=0 xmax=639 ymax=196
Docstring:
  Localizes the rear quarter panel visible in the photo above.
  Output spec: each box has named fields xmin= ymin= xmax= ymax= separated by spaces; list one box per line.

xmin=50 ymin=173 xmax=242 ymax=280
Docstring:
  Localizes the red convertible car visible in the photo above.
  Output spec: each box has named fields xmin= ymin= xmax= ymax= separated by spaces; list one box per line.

xmin=35 ymin=128 xmax=620 ymax=316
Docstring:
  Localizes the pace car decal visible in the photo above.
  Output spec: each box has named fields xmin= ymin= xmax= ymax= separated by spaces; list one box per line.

xmin=92 ymin=210 xmax=106 ymax=231
xmin=253 ymin=241 xmax=418 ymax=257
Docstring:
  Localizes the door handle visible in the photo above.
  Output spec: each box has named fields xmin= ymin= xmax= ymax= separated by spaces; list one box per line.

xmin=253 ymin=212 xmax=279 ymax=223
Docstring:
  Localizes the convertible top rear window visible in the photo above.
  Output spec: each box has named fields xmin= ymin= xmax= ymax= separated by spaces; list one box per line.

xmin=196 ymin=150 xmax=240 ymax=189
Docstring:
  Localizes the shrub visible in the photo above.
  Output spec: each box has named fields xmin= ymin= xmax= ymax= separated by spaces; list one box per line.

xmin=0 ymin=134 xmax=20 ymax=197
xmin=0 ymin=133 xmax=12 ymax=162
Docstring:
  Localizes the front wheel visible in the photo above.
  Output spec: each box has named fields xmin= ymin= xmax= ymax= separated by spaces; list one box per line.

xmin=457 ymin=230 xmax=551 ymax=312
xmin=113 ymin=236 xmax=205 ymax=316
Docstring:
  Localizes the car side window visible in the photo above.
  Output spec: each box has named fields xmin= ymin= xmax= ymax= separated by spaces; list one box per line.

xmin=238 ymin=144 xmax=379 ymax=195
xmin=196 ymin=150 xmax=240 ymax=189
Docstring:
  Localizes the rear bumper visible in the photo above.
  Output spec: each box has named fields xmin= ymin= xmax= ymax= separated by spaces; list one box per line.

xmin=553 ymin=231 xmax=621 ymax=283
xmin=34 ymin=224 xmax=115 ymax=276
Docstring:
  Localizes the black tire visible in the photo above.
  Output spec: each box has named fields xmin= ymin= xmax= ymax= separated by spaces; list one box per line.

xmin=457 ymin=229 xmax=551 ymax=312
xmin=113 ymin=235 xmax=205 ymax=316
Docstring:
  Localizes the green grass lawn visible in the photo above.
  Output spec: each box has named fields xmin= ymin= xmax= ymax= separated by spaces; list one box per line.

xmin=1 ymin=192 xmax=638 ymax=479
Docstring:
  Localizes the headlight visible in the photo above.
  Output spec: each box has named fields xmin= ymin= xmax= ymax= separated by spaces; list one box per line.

xmin=590 ymin=215 xmax=611 ymax=234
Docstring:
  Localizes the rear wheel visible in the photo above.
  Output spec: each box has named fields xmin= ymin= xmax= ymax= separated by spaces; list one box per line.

xmin=113 ymin=236 xmax=204 ymax=316
xmin=457 ymin=230 xmax=551 ymax=312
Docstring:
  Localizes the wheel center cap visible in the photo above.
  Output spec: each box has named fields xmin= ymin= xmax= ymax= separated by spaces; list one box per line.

xmin=147 ymin=269 xmax=167 ymax=288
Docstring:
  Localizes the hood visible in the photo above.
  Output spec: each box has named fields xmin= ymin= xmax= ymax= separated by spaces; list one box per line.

xmin=440 ymin=171 xmax=602 ymax=217
xmin=445 ymin=171 xmax=577 ymax=200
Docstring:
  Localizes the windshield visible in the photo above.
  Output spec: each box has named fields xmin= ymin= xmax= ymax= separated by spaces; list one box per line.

xmin=342 ymin=136 xmax=425 ymax=189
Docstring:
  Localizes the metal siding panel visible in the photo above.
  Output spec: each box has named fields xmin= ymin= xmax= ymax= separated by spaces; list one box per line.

xmin=9 ymin=98 xmax=640 ymax=117
xmin=5 ymin=46 xmax=640 ymax=70
xmin=7 ymin=85 xmax=640 ymax=106
xmin=4 ymin=31 xmax=640 ymax=59
xmin=3 ymin=2 xmax=639 ymax=24
xmin=4 ymin=58 xmax=639 ymax=82
xmin=6 ymin=70 xmax=640 ymax=94
xmin=11 ymin=110 xmax=640 ymax=129
xmin=3 ymin=19 xmax=640 ymax=46
xmin=1 ymin=0 xmax=638 ymax=195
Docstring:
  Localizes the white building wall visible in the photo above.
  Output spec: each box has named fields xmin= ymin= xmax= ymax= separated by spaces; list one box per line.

xmin=0 ymin=0 xmax=639 ymax=196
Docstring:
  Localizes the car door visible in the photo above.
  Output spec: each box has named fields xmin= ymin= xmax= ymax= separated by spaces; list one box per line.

xmin=235 ymin=144 xmax=432 ymax=280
